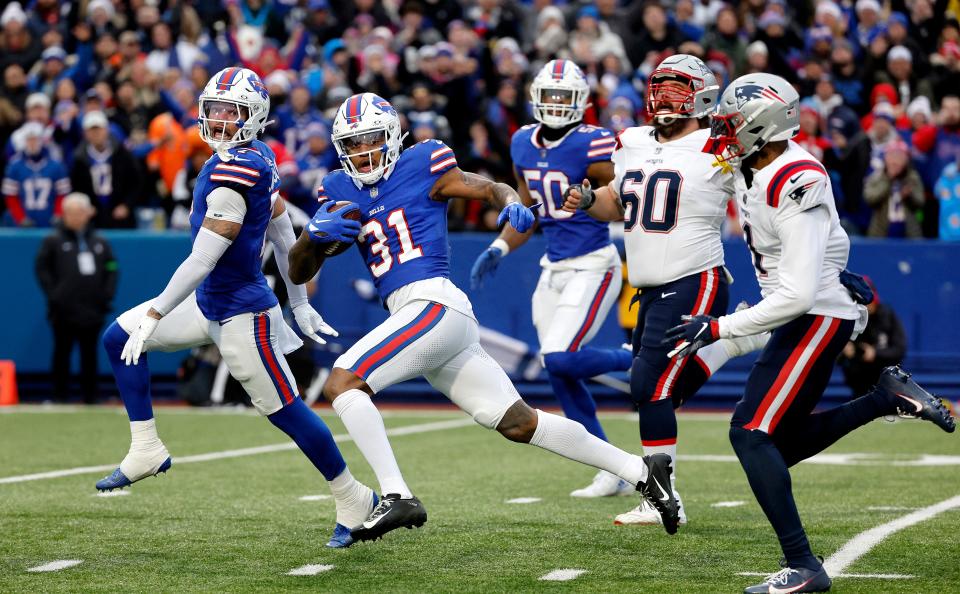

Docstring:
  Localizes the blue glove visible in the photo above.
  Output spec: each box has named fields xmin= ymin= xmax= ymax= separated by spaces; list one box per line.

xmin=839 ymin=269 xmax=874 ymax=305
xmin=497 ymin=202 xmax=537 ymax=233
xmin=470 ymin=246 xmax=503 ymax=290
xmin=306 ymin=201 xmax=361 ymax=244
xmin=662 ymin=315 xmax=720 ymax=358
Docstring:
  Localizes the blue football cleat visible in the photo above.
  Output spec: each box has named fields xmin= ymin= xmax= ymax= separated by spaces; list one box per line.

xmin=95 ymin=456 xmax=172 ymax=492
xmin=326 ymin=492 xmax=379 ymax=549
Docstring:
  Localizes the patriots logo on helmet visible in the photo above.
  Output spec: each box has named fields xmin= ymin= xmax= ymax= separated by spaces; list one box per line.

xmin=735 ymin=84 xmax=766 ymax=108
xmin=248 ymin=75 xmax=268 ymax=100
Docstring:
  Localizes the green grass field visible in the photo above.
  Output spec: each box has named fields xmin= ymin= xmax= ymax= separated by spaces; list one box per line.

xmin=1 ymin=405 xmax=958 ymax=593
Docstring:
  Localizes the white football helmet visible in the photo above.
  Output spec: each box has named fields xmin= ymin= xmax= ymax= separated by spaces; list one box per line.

xmin=331 ymin=93 xmax=403 ymax=185
xmin=530 ymin=59 xmax=590 ymax=128
xmin=646 ymin=53 xmax=719 ymax=125
xmin=198 ymin=67 xmax=270 ymax=154
xmin=703 ymin=73 xmax=800 ymax=165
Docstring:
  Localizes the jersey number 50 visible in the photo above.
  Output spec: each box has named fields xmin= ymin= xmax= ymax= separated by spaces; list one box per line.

xmin=620 ymin=169 xmax=683 ymax=233
xmin=362 ymin=208 xmax=423 ymax=277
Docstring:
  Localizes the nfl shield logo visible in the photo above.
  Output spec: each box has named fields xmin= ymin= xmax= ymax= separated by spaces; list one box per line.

xmin=370 ymin=187 xmax=378 ymax=198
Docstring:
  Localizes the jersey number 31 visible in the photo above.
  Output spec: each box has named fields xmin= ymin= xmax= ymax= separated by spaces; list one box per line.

xmin=362 ymin=208 xmax=423 ymax=277
xmin=620 ymin=169 xmax=683 ymax=233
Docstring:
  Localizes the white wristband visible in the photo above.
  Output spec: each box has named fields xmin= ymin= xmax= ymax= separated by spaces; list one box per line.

xmin=491 ymin=238 xmax=510 ymax=256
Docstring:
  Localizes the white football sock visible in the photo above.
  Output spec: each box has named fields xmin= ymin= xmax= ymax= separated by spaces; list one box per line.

xmin=331 ymin=389 xmax=412 ymax=499
xmin=329 ymin=468 xmax=376 ymax=528
xmin=529 ymin=409 xmax=648 ymax=486
xmin=129 ymin=418 xmax=163 ymax=451
xmin=641 ymin=442 xmax=677 ymax=478
xmin=695 ymin=342 xmax=730 ymax=376
xmin=119 ymin=419 xmax=169 ymax=480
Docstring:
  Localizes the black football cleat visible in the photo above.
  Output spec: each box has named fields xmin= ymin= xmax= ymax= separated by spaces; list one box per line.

xmin=350 ymin=493 xmax=427 ymax=542
xmin=635 ymin=454 xmax=679 ymax=535
xmin=876 ymin=366 xmax=955 ymax=433
xmin=743 ymin=560 xmax=831 ymax=594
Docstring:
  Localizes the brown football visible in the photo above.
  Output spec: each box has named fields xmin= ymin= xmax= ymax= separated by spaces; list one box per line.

xmin=316 ymin=201 xmax=361 ymax=257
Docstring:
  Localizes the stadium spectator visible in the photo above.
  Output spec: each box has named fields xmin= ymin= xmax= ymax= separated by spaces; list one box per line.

xmin=568 ymin=5 xmax=631 ymax=72
xmin=795 ymin=104 xmax=831 ymax=161
xmin=852 ymin=0 xmax=884 ymax=52
xmin=629 ymin=1 xmax=689 ymax=73
xmin=0 ymin=2 xmax=42 ymax=72
xmin=840 ymin=279 xmax=907 ymax=397
xmin=934 ymin=155 xmax=960 ymax=240
xmin=863 ymin=139 xmax=926 ymax=238
xmin=824 ymin=106 xmax=872 ymax=230
xmin=831 ymin=39 xmax=866 ymax=114
xmin=34 ymin=192 xmax=117 ymax=404
xmin=913 ymin=95 xmax=960 ymax=190
xmin=530 ymin=6 xmax=567 ymax=61
xmin=876 ymin=45 xmax=935 ymax=109
xmin=2 ymin=122 xmax=70 ymax=227
xmin=867 ymin=102 xmax=902 ymax=173
xmin=69 ymin=111 xmax=139 ymax=229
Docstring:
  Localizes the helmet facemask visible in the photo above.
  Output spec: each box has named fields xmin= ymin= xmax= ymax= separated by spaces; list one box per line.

xmin=532 ymin=85 xmax=587 ymax=128
xmin=703 ymin=111 xmax=750 ymax=165
xmin=334 ymin=128 xmax=392 ymax=185
xmin=647 ymin=73 xmax=698 ymax=126
xmin=199 ymin=98 xmax=261 ymax=153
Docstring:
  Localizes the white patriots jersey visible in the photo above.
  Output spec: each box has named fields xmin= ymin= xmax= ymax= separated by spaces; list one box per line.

xmin=718 ymin=141 xmax=861 ymax=339
xmin=613 ymin=127 xmax=732 ymax=288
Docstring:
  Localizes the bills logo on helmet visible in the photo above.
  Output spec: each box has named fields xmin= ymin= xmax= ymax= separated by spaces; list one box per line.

xmin=372 ymin=95 xmax=396 ymax=115
xmin=248 ymin=74 xmax=268 ymax=100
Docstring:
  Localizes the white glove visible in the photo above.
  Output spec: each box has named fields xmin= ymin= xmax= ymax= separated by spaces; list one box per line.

xmin=121 ymin=315 xmax=160 ymax=366
xmin=293 ymin=303 xmax=338 ymax=345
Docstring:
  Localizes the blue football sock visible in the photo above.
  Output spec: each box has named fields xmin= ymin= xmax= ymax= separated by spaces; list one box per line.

xmin=542 ymin=348 xmax=632 ymax=380
xmin=269 ymin=397 xmax=347 ymax=481
xmin=547 ymin=374 xmax=607 ymax=441
xmin=102 ymin=321 xmax=153 ymax=422
xmin=637 ymin=398 xmax=677 ymax=445
xmin=730 ymin=426 xmax=820 ymax=571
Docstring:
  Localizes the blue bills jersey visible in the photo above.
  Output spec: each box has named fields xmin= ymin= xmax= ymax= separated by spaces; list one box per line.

xmin=190 ymin=139 xmax=281 ymax=320
xmin=320 ymin=139 xmax=459 ymax=302
xmin=2 ymin=152 xmax=71 ymax=226
xmin=510 ymin=124 xmax=615 ymax=262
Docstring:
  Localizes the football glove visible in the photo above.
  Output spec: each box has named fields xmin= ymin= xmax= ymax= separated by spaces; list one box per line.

xmin=121 ymin=315 xmax=160 ymax=365
xmin=563 ymin=179 xmax=595 ymax=211
xmin=497 ymin=202 xmax=537 ymax=233
xmin=470 ymin=246 xmax=503 ymax=290
xmin=663 ymin=315 xmax=720 ymax=359
xmin=839 ymin=269 xmax=875 ymax=305
xmin=293 ymin=303 xmax=338 ymax=345
xmin=306 ymin=201 xmax=361 ymax=244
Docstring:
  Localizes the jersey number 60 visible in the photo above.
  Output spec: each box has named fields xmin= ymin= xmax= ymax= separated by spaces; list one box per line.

xmin=620 ymin=169 xmax=683 ymax=233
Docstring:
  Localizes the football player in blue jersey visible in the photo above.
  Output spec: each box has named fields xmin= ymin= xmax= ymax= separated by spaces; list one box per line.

xmin=469 ymin=59 xmax=634 ymax=498
xmin=288 ymin=93 xmax=681 ymax=544
xmin=2 ymin=122 xmax=71 ymax=227
xmin=95 ymin=67 xmax=378 ymax=549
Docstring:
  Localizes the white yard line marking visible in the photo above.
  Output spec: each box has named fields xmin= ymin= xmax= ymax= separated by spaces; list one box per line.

xmin=27 ymin=560 xmax=83 ymax=572
xmin=737 ymin=571 xmax=913 ymax=579
xmin=0 ymin=418 xmax=476 ymax=485
xmin=539 ymin=569 xmax=587 ymax=581
xmin=505 ymin=497 xmax=542 ymax=504
xmin=286 ymin=564 xmax=334 ymax=576
xmin=867 ymin=506 xmax=917 ymax=511
xmin=823 ymin=494 xmax=960 ymax=576
xmin=711 ymin=500 xmax=745 ymax=508
xmin=298 ymin=495 xmax=332 ymax=502
xmin=95 ymin=490 xmax=130 ymax=498
xmin=679 ymin=453 xmax=960 ymax=466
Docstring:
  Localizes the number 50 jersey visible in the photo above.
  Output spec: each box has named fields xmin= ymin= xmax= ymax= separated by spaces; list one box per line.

xmin=613 ymin=126 xmax=733 ymax=288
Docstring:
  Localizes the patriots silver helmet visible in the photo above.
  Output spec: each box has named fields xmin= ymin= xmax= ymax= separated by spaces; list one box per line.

xmin=198 ymin=67 xmax=271 ymax=155
xmin=702 ymin=73 xmax=800 ymax=165
xmin=530 ymin=59 xmax=590 ymax=128
xmin=331 ymin=93 xmax=404 ymax=185
xmin=646 ymin=53 xmax=719 ymax=124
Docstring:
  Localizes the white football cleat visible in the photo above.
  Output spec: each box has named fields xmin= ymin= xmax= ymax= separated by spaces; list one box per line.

xmin=614 ymin=490 xmax=687 ymax=525
xmin=570 ymin=470 xmax=634 ymax=498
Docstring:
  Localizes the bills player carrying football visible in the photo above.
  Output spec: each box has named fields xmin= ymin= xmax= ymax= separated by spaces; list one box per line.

xmin=470 ymin=59 xmax=634 ymax=499
xmin=691 ymin=73 xmax=956 ymax=593
xmin=289 ymin=93 xmax=681 ymax=543
xmin=563 ymin=55 xmax=767 ymax=526
xmin=95 ymin=67 xmax=378 ymax=549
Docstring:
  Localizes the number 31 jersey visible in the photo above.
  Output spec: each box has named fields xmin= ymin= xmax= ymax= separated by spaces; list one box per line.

xmin=613 ymin=126 xmax=732 ymax=288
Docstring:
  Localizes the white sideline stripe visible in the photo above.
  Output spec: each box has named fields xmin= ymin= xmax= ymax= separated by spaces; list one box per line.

xmin=27 ymin=560 xmax=83 ymax=572
xmin=867 ymin=506 xmax=917 ymax=511
xmin=95 ymin=490 xmax=130 ymax=498
xmin=737 ymin=571 xmax=913 ymax=579
xmin=711 ymin=500 xmax=745 ymax=508
xmin=505 ymin=497 xmax=542 ymax=504
xmin=0 ymin=418 xmax=475 ymax=485
xmin=539 ymin=569 xmax=586 ymax=581
xmin=287 ymin=564 xmax=334 ymax=576
xmin=823 ymin=494 xmax=960 ymax=576
xmin=299 ymin=495 xmax=332 ymax=502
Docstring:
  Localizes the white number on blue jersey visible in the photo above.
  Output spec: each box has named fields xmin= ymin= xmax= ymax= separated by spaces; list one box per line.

xmin=521 ymin=169 xmax=573 ymax=220
xmin=361 ymin=207 xmax=423 ymax=277
xmin=22 ymin=177 xmax=51 ymax=210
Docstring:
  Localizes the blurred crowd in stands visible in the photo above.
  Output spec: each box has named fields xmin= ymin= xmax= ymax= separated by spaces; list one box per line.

xmin=2 ymin=0 xmax=960 ymax=239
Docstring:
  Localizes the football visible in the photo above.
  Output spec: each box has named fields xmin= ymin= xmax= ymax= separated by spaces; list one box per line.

xmin=317 ymin=201 xmax=362 ymax=257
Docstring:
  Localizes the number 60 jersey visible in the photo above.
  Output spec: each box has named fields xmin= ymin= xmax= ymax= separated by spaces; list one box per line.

xmin=613 ymin=126 xmax=733 ymax=288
